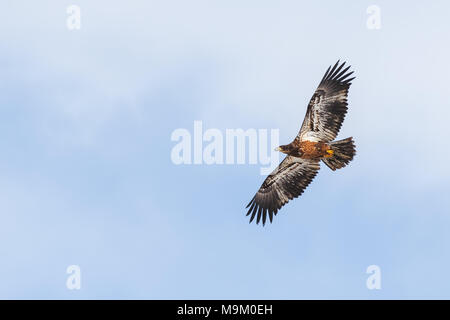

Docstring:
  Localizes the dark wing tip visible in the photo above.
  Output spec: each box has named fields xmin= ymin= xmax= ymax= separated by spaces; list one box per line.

xmin=268 ymin=210 xmax=274 ymax=223
xmin=246 ymin=197 xmax=254 ymax=208
xmin=344 ymin=76 xmax=356 ymax=84
xmin=249 ymin=204 xmax=258 ymax=223
xmin=246 ymin=198 xmax=274 ymax=226
xmin=246 ymin=201 xmax=256 ymax=216
xmin=320 ymin=60 xmax=355 ymax=86
xmin=256 ymin=206 xmax=263 ymax=224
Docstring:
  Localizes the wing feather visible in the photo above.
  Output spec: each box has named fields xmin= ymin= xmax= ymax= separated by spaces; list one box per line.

xmin=298 ymin=60 xmax=355 ymax=142
xmin=246 ymin=156 xmax=320 ymax=225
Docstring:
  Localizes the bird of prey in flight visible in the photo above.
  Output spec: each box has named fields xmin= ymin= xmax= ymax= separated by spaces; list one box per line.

xmin=246 ymin=60 xmax=356 ymax=225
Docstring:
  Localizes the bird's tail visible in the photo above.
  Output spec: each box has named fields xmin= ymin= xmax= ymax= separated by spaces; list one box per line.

xmin=322 ymin=137 xmax=356 ymax=171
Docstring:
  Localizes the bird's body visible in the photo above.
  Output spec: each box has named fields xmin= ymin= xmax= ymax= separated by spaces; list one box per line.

xmin=285 ymin=140 xmax=333 ymax=159
xmin=246 ymin=60 xmax=356 ymax=225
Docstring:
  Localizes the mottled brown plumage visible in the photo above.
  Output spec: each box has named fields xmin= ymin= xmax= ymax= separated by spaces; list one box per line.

xmin=246 ymin=60 xmax=357 ymax=225
xmin=289 ymin=140 xmax=332 ymax=159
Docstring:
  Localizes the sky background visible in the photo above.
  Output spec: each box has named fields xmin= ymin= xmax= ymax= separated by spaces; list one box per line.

xmin=1 ymin=0 xmax=449 ymax=299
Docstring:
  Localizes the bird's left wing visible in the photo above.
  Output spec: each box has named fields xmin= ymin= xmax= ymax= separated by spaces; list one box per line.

xmin=246 ymin=156 xmax=320 ymax=225
xmin=297 ymin=60 xmax=355 ymax=142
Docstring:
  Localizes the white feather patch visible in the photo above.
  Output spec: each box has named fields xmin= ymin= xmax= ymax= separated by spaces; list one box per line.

xmin=301 ymin=132 xmax=321 ymax=142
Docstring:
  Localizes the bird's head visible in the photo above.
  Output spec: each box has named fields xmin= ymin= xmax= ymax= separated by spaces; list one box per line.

xmin=275 ymin=144 xmax=294 ymax=155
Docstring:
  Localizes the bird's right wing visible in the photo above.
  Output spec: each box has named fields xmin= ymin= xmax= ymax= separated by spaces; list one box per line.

xmin=246 ymin=156 xmax=320 ymax=225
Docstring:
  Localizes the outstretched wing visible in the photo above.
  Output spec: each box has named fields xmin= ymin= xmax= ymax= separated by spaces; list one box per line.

xmin=246 ymin=156 xmax=320 ymax=225
xmin=298 ymin=60 xmax=355 ymax=142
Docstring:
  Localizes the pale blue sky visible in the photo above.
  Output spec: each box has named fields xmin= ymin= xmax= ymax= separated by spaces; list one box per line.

xmin=1 ymin=0 xmax=449 ymax=299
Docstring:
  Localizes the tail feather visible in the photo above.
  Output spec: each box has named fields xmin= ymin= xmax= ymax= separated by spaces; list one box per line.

xmin=322 ymin=137 xmax=356 ymax=171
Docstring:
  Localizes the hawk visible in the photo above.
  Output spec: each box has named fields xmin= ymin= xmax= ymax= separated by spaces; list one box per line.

xmin=246 ymin=60 xmax=356 ymax=225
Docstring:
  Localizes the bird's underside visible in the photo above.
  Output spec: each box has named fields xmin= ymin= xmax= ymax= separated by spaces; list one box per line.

xmin=285 ymin=140 xmax=334 ymax=159
xmin=246 ymin=60 xmax=356 ymax=226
